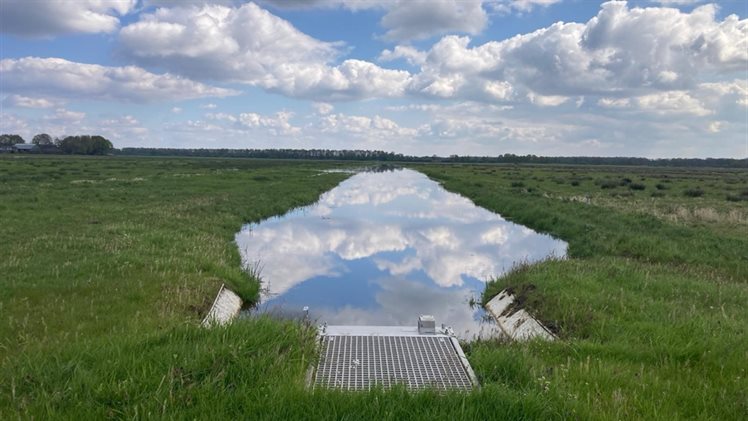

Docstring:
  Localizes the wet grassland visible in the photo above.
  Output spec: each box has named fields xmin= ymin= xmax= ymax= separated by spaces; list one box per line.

xmin=1 ymin=156 xmax=747 ymax=419
xmin=417 ymin=163 xmax=748 ymax=419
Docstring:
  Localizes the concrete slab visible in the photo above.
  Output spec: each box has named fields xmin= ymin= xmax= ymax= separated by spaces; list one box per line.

xmin=201 ymin=284 xmax=242 ymax=327
xmin=485 ymin=289 xmax=555 ymax=341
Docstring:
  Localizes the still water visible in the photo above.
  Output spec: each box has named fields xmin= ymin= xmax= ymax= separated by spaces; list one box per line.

xmin=236 ymin=169 xmax=567 ymax=339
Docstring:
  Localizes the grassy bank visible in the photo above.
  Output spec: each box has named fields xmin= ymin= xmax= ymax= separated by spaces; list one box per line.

xmin=0 ymin=157 xmax=568 ymax=419
xmin=417 ymin=163 xmax=748 ymax=419
xmin=0 ymin=156 xmax=345 ymax=417
xmin=2 ymin=157 xmax=746 ymax=419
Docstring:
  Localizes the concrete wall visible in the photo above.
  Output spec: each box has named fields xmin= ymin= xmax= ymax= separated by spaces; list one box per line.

xmin=201 ymin=284 xmax=242 ymax=327
xmin=485 ymin=289 xmax=555 ymax=341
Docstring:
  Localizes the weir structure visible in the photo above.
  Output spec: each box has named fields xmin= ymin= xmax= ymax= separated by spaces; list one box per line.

xmin=309 ymin=316 xmax=479 ymax=392
xmin=201 ymin=286 xmax=550 ymax=391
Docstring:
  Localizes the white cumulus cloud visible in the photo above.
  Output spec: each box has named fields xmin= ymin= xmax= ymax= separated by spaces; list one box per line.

xmin=635 ymin=91 xmax=712 ymax=116
xmin=119 ymin=3 xmax=411 ymax=101
xmin=490 ymin=0 xmax=563 ymax=14
xmin=260 ymin=0 xmax=489 ymax=41
xmin=43 ymin=108 xmax=86 ymax=123
xmin=2 ymin=94 xmax=59 ymax=109
xmin=380 ymin=0 xmax=488 ymax=41
xmin=400 ymin=1 xmax=746 ymax=107
xmin=313 ymin=102 xmax=334 ymax=115
xmin=318 ymin=113 xmax=421 ymax=138
xmin=527 ymin=93 xmax=569 ymax=107
xmin=206 ymin=110 xmax=302 ymax=136
xmin=0 ymin=57 xmax=239 ymax=103
xmin=0 ymin=0 xmax=136 ymax=37
xmin=379 ymin=45 xmax=428 ymax=66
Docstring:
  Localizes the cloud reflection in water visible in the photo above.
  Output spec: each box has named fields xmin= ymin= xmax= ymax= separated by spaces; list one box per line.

xmin=236 ymin=169 xmax=567 ymax=339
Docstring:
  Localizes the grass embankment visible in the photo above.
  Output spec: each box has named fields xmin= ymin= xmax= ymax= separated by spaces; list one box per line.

xmin=2 ymin=157 xmax=746 ymax=419
xmin=1 ymin=157 xmax=566 ymax=420
xmin=417 ymin=164 xmax=748 ymax=419
xmin=0 ymin=156 xmax=344 ymax=417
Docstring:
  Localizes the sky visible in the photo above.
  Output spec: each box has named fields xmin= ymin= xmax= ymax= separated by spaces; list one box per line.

xmin=0 ymin=0 xmax=746 ymax=158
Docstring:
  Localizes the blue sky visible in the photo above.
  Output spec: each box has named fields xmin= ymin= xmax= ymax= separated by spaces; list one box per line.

xmin=1 ymin=0 xmax=746 ymax=157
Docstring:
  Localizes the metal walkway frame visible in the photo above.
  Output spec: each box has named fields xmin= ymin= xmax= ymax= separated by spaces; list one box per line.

xmin=311 ymin=323 xmax=479 ymax=392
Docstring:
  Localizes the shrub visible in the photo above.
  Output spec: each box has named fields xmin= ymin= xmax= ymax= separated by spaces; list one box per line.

xmin=599 ymin=180 xmax=620 ymax=189
xmin=651 ymin=191 xmax=666 ymax=198
xmin=655 ymin=183 xmax=668 ymax=190
xmin=629 ymin=183 xmax=646 ymax=190
xmin=684 ymin=188 xmax=704 ymax=198
xmin=511 ymin=181 xmax=525 ymax=188
xmin=726 ymin=189 xmax=748 ymax=202
xmin=570 ymin=180 xmax=580 ymax=186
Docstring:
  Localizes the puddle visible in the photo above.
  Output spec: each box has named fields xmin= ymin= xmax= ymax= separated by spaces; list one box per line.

xmin=236 ymin=169 xmax=567 ymax=340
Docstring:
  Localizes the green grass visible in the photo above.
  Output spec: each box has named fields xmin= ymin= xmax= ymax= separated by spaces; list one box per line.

xmin=416 ymin=163 xmax=748 ymax=419
xmin=0 ymin=156 xmax=349 ymax=342
xmin=2 ymin=157 xmax=747 ymax=419
xmin=3 ymin=319 xmax=565 ymax=419
xmin=0 ymin=156 xmax=344 ymax=417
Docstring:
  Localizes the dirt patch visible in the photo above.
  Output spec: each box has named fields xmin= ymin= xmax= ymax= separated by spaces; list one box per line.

xmin=188 ymin=294 xmax=215 ymax=318
xmin=541 ymin=319 xmax=560 ymax=336
xmin=497 ymin=284 xmax=562 ymax=336
xmin=499 ymin=284 xmax=536 ymax=317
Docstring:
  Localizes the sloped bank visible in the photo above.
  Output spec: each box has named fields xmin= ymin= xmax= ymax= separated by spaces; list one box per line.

xmin=201 ymin=284 xmax=243 ymax=327
xmin=417 ymin=163 xmax=748 ymax=419
xmin=484 ymin=286 xmax=555 ymax=342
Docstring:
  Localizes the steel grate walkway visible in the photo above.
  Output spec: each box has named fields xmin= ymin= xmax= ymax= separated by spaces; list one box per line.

xmin=314 ymin=334 xmax=476 ymax=391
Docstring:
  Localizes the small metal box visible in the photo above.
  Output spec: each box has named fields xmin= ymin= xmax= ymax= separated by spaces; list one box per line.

xmin=418 ymin=315 xmax=436 ymax=334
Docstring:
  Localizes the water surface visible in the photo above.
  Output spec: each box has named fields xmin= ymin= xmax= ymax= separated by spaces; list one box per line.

xmin=236 ymin=169 xmax=566 ymax=339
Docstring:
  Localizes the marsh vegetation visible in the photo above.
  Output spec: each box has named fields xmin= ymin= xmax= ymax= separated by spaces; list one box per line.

xmin=1 ymin=156 xmax=746 ymax=419
xmin=419 ymin=163 xmax=748 ymax=419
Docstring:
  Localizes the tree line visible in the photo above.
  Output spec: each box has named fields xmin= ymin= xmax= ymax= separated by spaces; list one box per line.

xmin=116 ymin=148 xmax=405 ymax=161
xmin=2 ymin=136 xmax=744 ymax=167
xmin=0 ymin=134 xmax=113 ymax=155
xmin=117 ymin=148 xmax=747 ymax=168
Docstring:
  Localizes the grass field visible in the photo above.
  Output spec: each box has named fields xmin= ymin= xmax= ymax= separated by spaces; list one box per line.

xmin=1 ymin=156 xmax=747 ymax=419
xmin=417 ymin=163 xmax=748 ymax=419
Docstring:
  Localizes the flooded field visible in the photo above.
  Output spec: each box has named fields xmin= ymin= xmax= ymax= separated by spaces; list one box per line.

xmin=237 ymin=169 xmax=567 ymax=339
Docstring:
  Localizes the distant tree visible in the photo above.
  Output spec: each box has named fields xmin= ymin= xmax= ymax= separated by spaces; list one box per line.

xmin=110 ymin=148 xmax=748 ymax=169
xmin=58 ymin=135 xmax=113 ymax=155
xmin=0 ymin=134 xmax=25 ymax=146
xmin=32 ymin=133 xmax=53 ymax=145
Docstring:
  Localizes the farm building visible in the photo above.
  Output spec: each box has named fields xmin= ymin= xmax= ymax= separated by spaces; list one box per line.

xmin=12 ymin=144 xmax=38 ymax=153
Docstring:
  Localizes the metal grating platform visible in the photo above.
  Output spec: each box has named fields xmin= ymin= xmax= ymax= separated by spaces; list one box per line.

xmin=313 ymin=332 xmax=477 ymax=391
